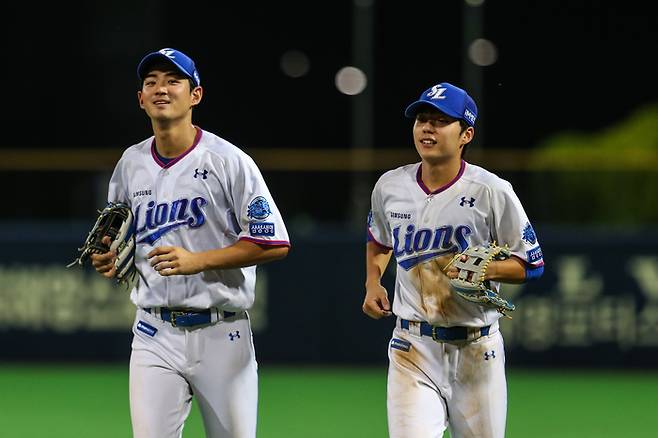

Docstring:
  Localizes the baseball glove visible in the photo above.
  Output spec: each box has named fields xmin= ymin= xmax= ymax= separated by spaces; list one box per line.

xmin=67 ymin=202 xmax=137 ymax=288
xmin=444 ymin=242 xmax=516 ymax=317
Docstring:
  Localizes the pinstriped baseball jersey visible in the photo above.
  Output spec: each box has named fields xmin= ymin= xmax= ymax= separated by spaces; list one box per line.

xmin=107 ymin=127 xmax=290 ymax=311
xmin=368 ymin=160 xmax=543 ymax=327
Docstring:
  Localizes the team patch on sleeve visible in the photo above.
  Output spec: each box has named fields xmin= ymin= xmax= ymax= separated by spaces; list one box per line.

xmin=527 ymin=245 xmax=543 ymax=263
xmin=136 ymin=320 xmax=158 ymax=337
xmin=390 ymin=338 xmax=411 ymax=352
xmin=249 ymin=222 xmax=275 ymax=236
xmin=247 ymin=196 xmax=271 ymax=220
xmin=522 ymin=222 xmax=537 ymax=245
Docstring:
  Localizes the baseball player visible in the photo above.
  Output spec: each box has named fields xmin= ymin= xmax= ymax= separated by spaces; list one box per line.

xmin=90 ymin=48 xmax=290 ymax=438
xmin=363 ymin=82 xmax=544 ymax=437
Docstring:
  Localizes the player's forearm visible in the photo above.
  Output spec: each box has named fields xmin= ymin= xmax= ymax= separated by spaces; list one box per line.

xmin=485 ymin=256 xmax=527 ymax=283
xmin=366 ymin=264 xmax=384 ymax=287
xmin=366 ymin=242 xmax=392 ymax=286
xmin=200 ymin=240 xmax=289 ymax=270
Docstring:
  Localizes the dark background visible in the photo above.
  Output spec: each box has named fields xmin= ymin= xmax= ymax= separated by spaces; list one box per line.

xmin=0 ymin=1 xmax=657 ymax=371
xmin=2 ymin=1 xmax=655 ymax=151
xmin=2 ymin=1 xmax=656 ymax=226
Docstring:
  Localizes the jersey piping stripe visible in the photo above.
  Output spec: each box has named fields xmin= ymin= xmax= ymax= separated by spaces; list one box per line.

xmin=150 ymin=126 xmax=203 ymax=169
xmin=367 ymin=229 xmax=392 ymax=249
xmin=416 ymin=159 xmax=466 ymax=195
xmin=239 ymin=236 xmax=291 ymax=246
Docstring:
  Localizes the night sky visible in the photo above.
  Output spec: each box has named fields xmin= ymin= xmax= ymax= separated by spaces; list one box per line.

xmin=1 ymin=1 xmax=656 ymax=222
xmin=3 ymin=1 xmax=655 ymax=150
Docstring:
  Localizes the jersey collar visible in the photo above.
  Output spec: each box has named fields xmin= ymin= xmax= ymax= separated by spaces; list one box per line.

xmin=416 ymin=159 xmax=466 ymax=195
xmin=151 ymin=126 xmax=202 ymax=169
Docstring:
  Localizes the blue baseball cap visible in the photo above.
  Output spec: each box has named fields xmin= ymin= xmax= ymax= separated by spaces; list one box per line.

xmin=137 ymin=48 xmax=201 ymax=87
xmin=404 ymin=82 xmax=477 ymax=126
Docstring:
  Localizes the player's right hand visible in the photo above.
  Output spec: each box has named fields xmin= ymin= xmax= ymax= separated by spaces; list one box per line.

xmin=90 ymin=236 xmax=117 ymax=278
xmin=362 ymin=283 xmax=392 ymax=319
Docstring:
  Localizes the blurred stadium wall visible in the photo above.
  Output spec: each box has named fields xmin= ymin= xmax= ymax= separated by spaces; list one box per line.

xmin=1 ymin=103 xmax=657 ymax=367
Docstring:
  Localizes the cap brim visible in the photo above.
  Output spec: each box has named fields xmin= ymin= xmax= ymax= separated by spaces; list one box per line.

xmin=404 ymin=100 xmax=462 ymax=120
xmin=137 ymin=53 xmax=197 ymax=86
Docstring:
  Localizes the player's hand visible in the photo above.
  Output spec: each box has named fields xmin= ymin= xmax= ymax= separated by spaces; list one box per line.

xmin=444 ymin=254 xmax=467 ymax=280
xmin=362 ymin=282 xmax=392 ymax=319
xmin=148 ymin=246 xmax=204 ymax=276
xmin=90 ymin=236 xmax=117 ymax=278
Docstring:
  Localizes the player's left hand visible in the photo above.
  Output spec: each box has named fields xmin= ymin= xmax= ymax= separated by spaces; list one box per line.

xmin=148 ymin=246 xmax=204 ymax=276
xmin=90 ymin=236 xmax=118 ymax=278
xmin=444 ymin=254 xmax=467 ymax=280
xmin=445 ymin=254 xmax=503 ymax=282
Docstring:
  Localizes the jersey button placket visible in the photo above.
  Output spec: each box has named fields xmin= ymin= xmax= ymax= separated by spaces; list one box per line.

xmin=422 ymin=196 xmax=433 ymax=224
xmin=155 ymin=168 xmax=172 ymax=304
xmin=155 ymin=169 xmax=169 ymax=244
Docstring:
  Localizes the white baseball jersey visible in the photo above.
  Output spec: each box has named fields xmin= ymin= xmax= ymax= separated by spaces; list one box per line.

xmin=107 ymin=127 xmax=290 ymax=311
xmin=368 ymin=160 xmax=543 ymax=327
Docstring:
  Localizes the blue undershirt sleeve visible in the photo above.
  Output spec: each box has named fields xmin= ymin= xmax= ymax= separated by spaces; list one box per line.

xmin=524 ymin=264 xmax=544 ymax=281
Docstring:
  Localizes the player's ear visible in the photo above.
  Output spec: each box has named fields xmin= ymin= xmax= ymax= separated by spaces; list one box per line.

xmin=462 ymin=126 xmax=475 ymax=145
xmin=137 ymin=90 xmax=145 ymax=109
xmin=190 ymin=86 xmax=203 ymax=107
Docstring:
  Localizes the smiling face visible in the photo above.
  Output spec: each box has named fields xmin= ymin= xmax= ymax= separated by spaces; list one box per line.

xmin=412 ymin=107 xmax=474 ymax=164
xmin=137 ymin=62 xmax=202 ymax=124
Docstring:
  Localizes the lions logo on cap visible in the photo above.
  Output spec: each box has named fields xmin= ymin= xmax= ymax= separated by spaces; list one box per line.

xmin=247 ymin=196 xmax=271 ymax=220
xmin=160 ymin=48 xmax=176 ymax=58
xmin=427 ymin=85 xmax=448 ymax=100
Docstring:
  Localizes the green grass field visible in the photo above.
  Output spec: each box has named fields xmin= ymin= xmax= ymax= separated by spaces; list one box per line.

xmin=0 ymin=364 xmax=656 ymax=437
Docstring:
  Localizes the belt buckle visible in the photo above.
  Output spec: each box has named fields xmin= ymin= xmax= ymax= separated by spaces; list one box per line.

xmin=431 ymin=325 xmax=441 ymax=341
xmin=170 ymin=311 xmax=186 ymax=327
